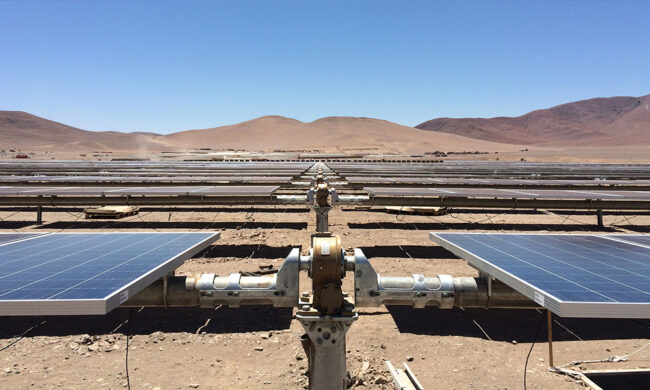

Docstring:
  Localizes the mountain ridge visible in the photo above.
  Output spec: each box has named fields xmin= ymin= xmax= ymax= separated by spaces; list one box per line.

xmin=416 ymin=94 xmax=650 ymax=145
xmin=1 ymin=94 xmax=648 ymax=155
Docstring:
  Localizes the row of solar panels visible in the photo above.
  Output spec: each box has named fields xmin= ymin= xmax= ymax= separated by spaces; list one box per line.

xmin=347 ymin=176 xmax=650 ymax=188
xmin=365 ymin=187 xmax=650 ymax=201
xmin=0 ymin=185 xmax=647 ymax=201
xmin=430 ymin=233 xmax=650 ymax=318
xmin=0 ymin=175 xmax=294 ymax=184
xmin=0 ymin=161 xmax=314 ymax=168
xmin=0 ymin=186 xmax=280 ymax=196
xmin=328 ymin=161 xmax=650 ymax=179
xmin=0 ymin=161 xmax=313 ymax=178
xmin=0 ymin=232 xmax=648 ymax=318
xmin=0 ymin=232 xmax=220 ymax=315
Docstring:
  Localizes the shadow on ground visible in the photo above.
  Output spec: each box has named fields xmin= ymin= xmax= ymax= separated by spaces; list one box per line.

xmin=0 ymin=306 xmax=293 ymax=338
xmin=348 ymin=222 xmax=619 ymax=232
xmin=612 ymin=225 xmax=650 ymax=233
xmin=0 ymin=221 xmax=36 ymax=229
xmin=343 ymin=208 xmax=547 ymax=215
xmin=35 ymin=221 xmax=308 ymax=230
xmin=195 ymin=244 xmax=297 ymax=259
xmin=358 ymin=245 xmax=458 ymax=259
xmin=386 ymin=306 xmax=650 ymax=342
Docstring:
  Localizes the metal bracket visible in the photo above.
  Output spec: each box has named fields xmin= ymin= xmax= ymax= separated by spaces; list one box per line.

xmin=385 ymin=361 xmax=424 ymax=390
xmin=198 ymin=248 xmax=300 ymax=308
xmin=297 ymin=312 xmax=358 ymax=390
xmin=353 ymin=249 xmax=455 ymax=308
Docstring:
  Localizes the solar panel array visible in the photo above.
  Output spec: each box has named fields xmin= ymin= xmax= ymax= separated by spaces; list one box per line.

xmin=606 ymin=235 xmax=650 ymax=248
xmin=0 ymin=232 xmax=219 ymax=315
xmin=329 ymin=161 xmax=650 ymax=179
xmin=365 ymin=187 xmax=650 ymax=201
xmin=0 ymin=185 xmax=279 ymax=196
xmin=0 ymin=175 xmax=293 ymax=185
xmin=0 ymin=161 xmax=313 ymax=188
xmin=346 ymin=176 xmax=650 ymax=189
xmin=0 ymin=233 xmax=44 ymax=245
xmin=429 ymin=233 xmax=650 ymax=318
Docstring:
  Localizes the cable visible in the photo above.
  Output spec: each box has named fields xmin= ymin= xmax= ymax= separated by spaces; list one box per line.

xmin=523 ymin=311 xmax=546 ymax=390
xmin=125 ymin=308 xmax=134 ymax=390
xmin=55 ymin=209 xmax=86 ymax=233
xmin=197 ymin=209 xmax=221 ymax=232
xmin=0 ymin=320 xmax=46 ymax=352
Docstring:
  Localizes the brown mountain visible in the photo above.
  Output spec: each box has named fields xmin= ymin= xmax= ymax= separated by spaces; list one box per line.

xmin=0 ymin=111 xmax=515 ymax=155
xmin=0 ymin=111 xmax=169 ymax=153
xmin=416 ymin=95 xmax=650 ymax=145
xmin=161 ymin=115 xmax=510 ymax=153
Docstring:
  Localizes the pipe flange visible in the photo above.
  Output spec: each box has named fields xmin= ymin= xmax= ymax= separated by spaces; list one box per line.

xmin=438 ymin=274 xmax=455 ymax=309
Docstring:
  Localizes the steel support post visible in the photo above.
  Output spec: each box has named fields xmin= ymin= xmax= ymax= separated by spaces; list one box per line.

xmin=597 ymin=209 xmax=604 ymax=228
xmin=314 ymin=206 xmax=331 ymax=233
xmin=547 ymin=310 xmax=554 ymax=367
xmin=36 ymin=205 xmax=43 ymax=225
xmin=297 ymin=313 xmax=358 ymax=390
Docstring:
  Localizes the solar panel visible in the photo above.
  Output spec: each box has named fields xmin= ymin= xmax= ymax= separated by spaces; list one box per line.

xmin=366 ymin=187 xmax=650 ymax=200
xmin=429 ymin=233 xmax=650 ymax=318
xmin=0 ymin=185 xmax=279 ymax=196
xmin=0 ymin=232 xmax=219 ymax=315
xmin=0 ymin=233 xmax=45 ymax=246
xmin=605 ymin=235 xmax=650 ymax=248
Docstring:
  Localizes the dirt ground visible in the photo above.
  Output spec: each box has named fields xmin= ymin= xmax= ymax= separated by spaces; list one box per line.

xmin=0 ymin=205 xmax=648 ymax=389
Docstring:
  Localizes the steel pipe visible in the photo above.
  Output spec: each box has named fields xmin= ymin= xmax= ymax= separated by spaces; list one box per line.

xmin=336 ymin=195 xmax=650 ymax=211
xmin=0 ymin=195 xmax=308 ymax=206
xmin=353 ymin=249 xmax=537 ymax=309
xmin=121 ymin=275 xmax=201 ymax=307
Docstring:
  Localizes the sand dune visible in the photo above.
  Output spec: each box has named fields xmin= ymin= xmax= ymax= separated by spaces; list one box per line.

xmin=416 ymin=94 xmax=650 ymax=145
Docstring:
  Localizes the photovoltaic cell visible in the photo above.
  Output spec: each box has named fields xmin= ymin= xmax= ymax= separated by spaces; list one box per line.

xmin=365 ymin=187 xmax=650 ymax=200
xmin=0 ymin=233 xmax=45 ymax=246
xmin=429 ymin=233 xmax=650 ymax=318
xmin=605 ymin=235 xmax=650 ymax=248
xmin=0 ymin=185 xmax=279 ymax=196
xmin=0 ymin=232 xmax=219 ymax=315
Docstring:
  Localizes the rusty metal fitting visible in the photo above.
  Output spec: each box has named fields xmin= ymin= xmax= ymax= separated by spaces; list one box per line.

xmin=311 ymin=234 xmax=345 ymax=315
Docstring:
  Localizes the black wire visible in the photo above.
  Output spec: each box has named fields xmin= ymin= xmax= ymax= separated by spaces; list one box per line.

xmin=125 ymin=308 xmax=134 ymax=390
xmin=0 ymin=320 xmax=46 ymax=352
xmin=524 ymin=311 xmax=546 ymax=390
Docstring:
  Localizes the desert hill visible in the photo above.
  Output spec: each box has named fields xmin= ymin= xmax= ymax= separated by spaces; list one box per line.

xmin=416 ymin=94 xmax=650 ymax=145
xmin=3 ymin=94 xmax=648 ymax=156
xmin=0 ymin=111 xmax=169 ymax=153
xmin=160 ymin=115 xmax=510 ymax=153
xmin=0 ymin=111 xmax=515 ymax=154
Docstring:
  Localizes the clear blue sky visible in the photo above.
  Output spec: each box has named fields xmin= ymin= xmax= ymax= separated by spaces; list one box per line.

xmin=1 ymin=0 xmax=648 ymax=134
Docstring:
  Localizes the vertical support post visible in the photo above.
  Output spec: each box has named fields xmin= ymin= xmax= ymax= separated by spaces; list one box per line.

xmin=297 ymin=314 xmax=358 ymax=390
xmin=547 ymin=310 xmax=554 ymax=367
xmin=314 ymin=206 xmax=331 ymax=233
xmin=36 ymin=205 xmax=43 ymax=225
xmin=596 ymin=209 xmax=603 ymax=228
